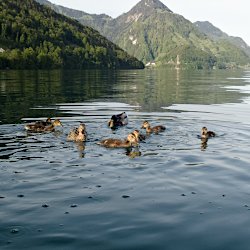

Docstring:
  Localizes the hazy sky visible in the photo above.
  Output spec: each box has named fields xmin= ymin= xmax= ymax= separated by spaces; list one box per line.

xmin=50 ymin=0 xmax=250 ymax=45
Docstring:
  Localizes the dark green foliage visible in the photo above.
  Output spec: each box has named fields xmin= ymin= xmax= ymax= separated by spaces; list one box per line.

xmin=0 ymin=0 xmax=144 ymax=69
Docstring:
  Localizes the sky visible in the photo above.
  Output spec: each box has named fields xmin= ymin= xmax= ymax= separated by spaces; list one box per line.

xmin=50 ymin=0 xmax=250 ymax=46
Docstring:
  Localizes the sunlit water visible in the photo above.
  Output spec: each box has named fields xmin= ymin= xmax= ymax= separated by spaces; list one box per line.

xmin=1 ymin=69 xmax=250 ymax=249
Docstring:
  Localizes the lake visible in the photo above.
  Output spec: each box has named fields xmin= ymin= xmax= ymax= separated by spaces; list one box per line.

xmin=1 ymin=68 xmax=250 ymax=250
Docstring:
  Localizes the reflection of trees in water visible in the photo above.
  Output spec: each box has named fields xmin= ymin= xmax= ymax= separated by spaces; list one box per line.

xmin=116 ymin=68 xmax=246 ymax=111
xmin=0 ymin=69 xmax=247 ymax=124
xmin=0 ymin=70 xmax=117 ymax=123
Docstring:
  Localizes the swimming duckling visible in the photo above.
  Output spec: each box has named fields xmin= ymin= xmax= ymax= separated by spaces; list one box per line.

xmin=25 ymin=119 xmax=62 ymax=132
xmin=97 ymin=133 xmax=138 ymax=148
xmin=201 ymin=127 xmax=215 ymax=139
xmin=141 ymin=121 xmax=166 ymax=134
xmin=128 ymin=129 xmax=146 ymax=142
xmin=67 ymin=123 xmax=87 ymax=142
xmin=108 ymin=112 xmax=128 ymax=129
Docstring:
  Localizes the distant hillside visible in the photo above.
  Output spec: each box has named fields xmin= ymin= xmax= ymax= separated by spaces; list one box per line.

xmin=195 ymin=21 xmax=250 ymax=57
xmin=0 ymin=0 xmax=144 ymax=69
xmin=35 ymin=0 xmax=112 ymax=31
xmin=36 ymin=0 xmax=250 ymax=69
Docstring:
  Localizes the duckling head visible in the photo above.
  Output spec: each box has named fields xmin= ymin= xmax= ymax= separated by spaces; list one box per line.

xmin=131 ymin=130 xmax=141 ymax=141
xmin=141 ymin=121 xmax=150 ymax=129
xmin=78 ymin=123 xmax=86 ymax=131
xmin=201 ymin=127 xmax=209 ymax=139
xmin=127 ymin=133 xmax=139 ymax=146
xmin=120 ymin=112 xmax=128 ymax=123
xmin=53 ymin=119 xmax=63 ymax=127
xmin=201 ymin=127 xmax=208 ymax=133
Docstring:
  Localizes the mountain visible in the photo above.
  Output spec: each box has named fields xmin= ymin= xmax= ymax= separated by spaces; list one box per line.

xmin=35 ymin=0 xmax=112 ymax=31
xmin=36 ymin=0 xmax=250 ymax=69
xmin=0 ymin=0 xmax=144 ymax=69
xmin=194 ymin=21 xmax=250 ymax=56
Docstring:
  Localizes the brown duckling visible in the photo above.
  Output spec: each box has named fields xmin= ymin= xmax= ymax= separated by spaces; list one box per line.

xmin=97 ymin=133 xmax=138 ymax=148
xmin=141 ymin=121 xmax=166 ymax=134
xmin=67 ymin=123 xmax=87 ymax=142
xmin=201 ymin=127 xmax=215 ymax=139
xmin=25 ymin=119 xmax=62 ymax=132
xmin=108 ymin=112 xmax=128 ymax=129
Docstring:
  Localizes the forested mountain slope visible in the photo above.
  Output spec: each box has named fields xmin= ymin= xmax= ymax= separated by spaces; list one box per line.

xmin=0 ymin=0 xmax=144 ymax=69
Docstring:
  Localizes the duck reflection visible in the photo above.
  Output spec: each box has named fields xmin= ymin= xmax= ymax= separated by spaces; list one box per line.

xmin=53 ymin=130 xmax=63 ymax=138
xmin=200 ymin=138 xmax=208 ymax=151
xmin=125 ymin=147 xmax=141 ymax=158
xmin=75 ymin=141 xmax=86 ymax=158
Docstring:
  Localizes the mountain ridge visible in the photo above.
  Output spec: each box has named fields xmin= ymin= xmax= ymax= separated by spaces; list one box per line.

xmin=35 ymin=0 xmax=250 ymax=69
xmin=195 ymin=21 xmax=250 ymax=56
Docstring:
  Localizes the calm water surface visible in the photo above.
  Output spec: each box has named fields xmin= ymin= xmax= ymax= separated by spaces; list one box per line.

xmin=1 ymin=69 xmax=250 ymax=249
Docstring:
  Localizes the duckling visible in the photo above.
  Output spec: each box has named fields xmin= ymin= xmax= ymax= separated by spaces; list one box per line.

xmin=25 ymin=119 xmax=62 ymax=132
xmin=128 ymin=129 xmax=146 ymax=142
xmin=67 ymin=123 xmax=87 ymax=142
xmin=201 ymin=127 xmax=215 ymax=139
xmin=108 ymin=112 xmax=128 ymax=129
xmin=97 ymin=133 xmax=138 ymax=148
xmin=141 ymin=121 xmax=166 ymax=134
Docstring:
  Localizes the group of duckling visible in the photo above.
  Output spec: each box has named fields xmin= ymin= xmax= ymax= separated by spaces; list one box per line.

xmin=24 ymin=112 xmax=215 ymax=148
xmin=25 ymin=117 xmax=87 ymax=142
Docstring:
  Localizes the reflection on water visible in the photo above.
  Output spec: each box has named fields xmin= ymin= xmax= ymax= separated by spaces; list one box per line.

xmin=0 ymin=69 xmax=248 ymax=124
xmin=1 ymin=69 xmax=250 ymax=249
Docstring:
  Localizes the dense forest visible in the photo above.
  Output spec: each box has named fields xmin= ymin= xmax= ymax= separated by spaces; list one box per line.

xmin=0 ymin=0 xmax=144 ymax=69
